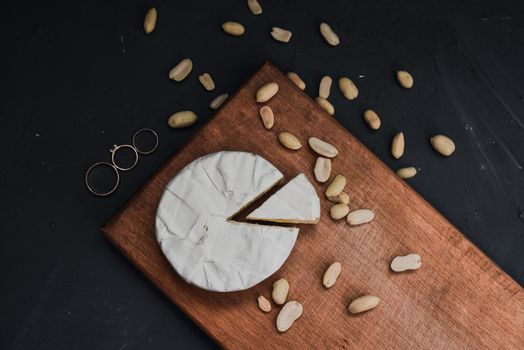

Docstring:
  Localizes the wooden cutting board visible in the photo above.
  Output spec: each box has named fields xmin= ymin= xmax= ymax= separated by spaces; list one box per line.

xmin=102 ymin=62 xmax=523 ymax=349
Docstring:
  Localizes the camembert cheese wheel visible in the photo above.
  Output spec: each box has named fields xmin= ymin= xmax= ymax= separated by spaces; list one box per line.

xmin=156 ymin=151 xmax=299 ymax=292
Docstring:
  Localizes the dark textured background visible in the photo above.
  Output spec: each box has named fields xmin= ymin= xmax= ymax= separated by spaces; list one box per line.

xmin=1 ymin=0 xmax=523 ymax=348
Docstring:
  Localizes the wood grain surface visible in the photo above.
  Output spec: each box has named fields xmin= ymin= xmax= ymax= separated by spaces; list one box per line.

xmin=102 ymin=62 xmax=523 ymax=349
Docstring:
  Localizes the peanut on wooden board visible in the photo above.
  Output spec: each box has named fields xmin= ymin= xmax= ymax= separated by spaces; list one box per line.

xmin=287 ymin=72 xmax=306 ymax=90
xmin=396 ymin=167 xmax=417 ymax=179
xmin=325 ymin=175 xmax=346 ymax=198
xmin=319 ymin=76 xmax=332 ymax=99
xmin=323 ymin=262 xmax=341 ymax=288
xmin=430 ymin=135 xmax=455 ymax=156
xmin=396 ymin=70 xmax=414 ymax=89
xmin=210 ymin=93 xmax=228 ymax=110
xmin=256 ymin=82 xmax=279 ymax=103
xmin=257 ymin=295 xmax=272 ymax=312
xmin=308 ymin=137 xmax=338 ymax=158
xmin=327 ymin=191 xmax=349 ymax=204
xmin=391 ymin=132 xmax=405 ymax=159
xmin=314 ymin=157 xmax=331 ymax=183
xmin=272 ymin=278 xmax=289 ymax=305
xmin=271 ymin=27 xmax=293 ymax=43
xmin=247 ymin=0 xmax=263 ymax=15
xmin=339 ymin=77 xmax=358 ymax=100
xmin=276 ymin=301 xmax=303 ymax=332
xmin=169 ymin=58 xmax=193 ymax=82
xmin=222 ymin=21 xmax=245 ymax=36
xmin=390 ymin=254 xmax=422 ymax=272
xmin=278 ymin=132 xmax=302 ymax=150
xmin=259 ymin=106 xmax=274 ymax=129
xmin=347 ymin=209 xmax=375 ymax=226
xmin=319 ymin=23 xmax=340 ymax=46
xmin=168 ymin=111 xmax=198 ymax=128
xmin=143 ymin=8 xmax=157 ymax=34
xmin=330 ymin=204 xmax=349 ymax=220
xmin=363 ymin=109 xmax=381 ymax=130
xmin=348 ymin=295 xmax=380 ymax=314
xmin=315 ymin=96 xmax=335 ymax=115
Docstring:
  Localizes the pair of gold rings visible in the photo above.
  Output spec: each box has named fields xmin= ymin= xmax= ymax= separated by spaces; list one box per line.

xmin=85 ymin=128 xmax=159 ymax=196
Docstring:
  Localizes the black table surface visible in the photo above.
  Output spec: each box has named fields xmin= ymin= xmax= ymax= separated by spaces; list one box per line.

xmin=2 ymin=0 xmax=523 ymax=348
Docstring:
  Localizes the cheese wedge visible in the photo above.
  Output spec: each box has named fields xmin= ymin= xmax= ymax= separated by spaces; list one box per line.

xmin=247 ymin=173 xmax=320 ymax=224
xmin=155 ymin=151 xmax=299 ymax=292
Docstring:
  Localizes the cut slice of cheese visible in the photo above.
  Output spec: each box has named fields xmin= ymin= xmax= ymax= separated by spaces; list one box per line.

xmin=247 ymin=173 xmax=320 ymax=224
xmin=155 ymin=151 xmax=299 ymax=292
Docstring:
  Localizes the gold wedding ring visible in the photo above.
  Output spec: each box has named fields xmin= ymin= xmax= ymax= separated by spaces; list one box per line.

xmin=85 ymin=128 xmax=158 ymax=196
